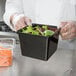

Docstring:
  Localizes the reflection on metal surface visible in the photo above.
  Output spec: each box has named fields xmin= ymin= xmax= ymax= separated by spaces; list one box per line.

xmin=64 ymin=68 xmax=72 ymax=76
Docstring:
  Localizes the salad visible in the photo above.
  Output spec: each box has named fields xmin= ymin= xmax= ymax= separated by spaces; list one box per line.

xmin=21 ymin=25 xmax=55 ymax=37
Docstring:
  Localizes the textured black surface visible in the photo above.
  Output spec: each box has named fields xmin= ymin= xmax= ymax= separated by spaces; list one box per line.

xmin=0 ymin=21 xmax=12 ymax=32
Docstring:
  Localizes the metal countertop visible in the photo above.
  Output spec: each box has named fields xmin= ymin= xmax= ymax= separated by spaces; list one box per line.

xmin=0 ymin=39 xmax=76 ymax=76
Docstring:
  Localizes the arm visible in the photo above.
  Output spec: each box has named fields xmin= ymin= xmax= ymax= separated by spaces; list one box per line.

xmin=3 ymin=0 xmax=24 ymax=31
xmin=60 ymin=2 xmax=76 ymax=40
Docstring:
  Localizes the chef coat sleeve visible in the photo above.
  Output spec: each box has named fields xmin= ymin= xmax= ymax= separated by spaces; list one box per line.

xmin=3 ymin=0 xmax=24 ymax=31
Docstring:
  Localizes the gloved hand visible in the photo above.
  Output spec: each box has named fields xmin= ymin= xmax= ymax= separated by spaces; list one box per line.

xmin=60 ymin=21 xmax=76 ymax=40
xmin=11 ymin=14 xmax=32 ymax=31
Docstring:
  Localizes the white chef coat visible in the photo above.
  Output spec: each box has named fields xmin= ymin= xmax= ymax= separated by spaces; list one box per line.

xmin=4 ymin=0 xmax=76 ymax=30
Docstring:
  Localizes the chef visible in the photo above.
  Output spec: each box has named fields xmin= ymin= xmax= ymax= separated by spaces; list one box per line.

xmin=3 ymin=0 xmax=76 ymax=39
xmin=3 ymin=0 xmax=76 ymax=76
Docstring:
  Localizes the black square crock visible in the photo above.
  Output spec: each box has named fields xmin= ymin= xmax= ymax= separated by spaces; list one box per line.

xmin=18 ymin=23 xmax=59 ymax=61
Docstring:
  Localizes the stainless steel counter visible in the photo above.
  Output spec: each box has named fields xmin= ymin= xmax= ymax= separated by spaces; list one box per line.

xmin=0 ymin=40 xmax=76 ymax=76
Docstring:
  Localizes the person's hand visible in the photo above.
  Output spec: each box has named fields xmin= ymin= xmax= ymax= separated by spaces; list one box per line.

xmin=60 ymin=21 xmax=76 ymax=40
xmin=11 ymin=14 xmax=32 ymax=31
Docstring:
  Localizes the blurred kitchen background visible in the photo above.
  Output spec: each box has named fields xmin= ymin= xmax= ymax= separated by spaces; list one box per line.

xmin=0 ymin=0 xmax=5 ymax=21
